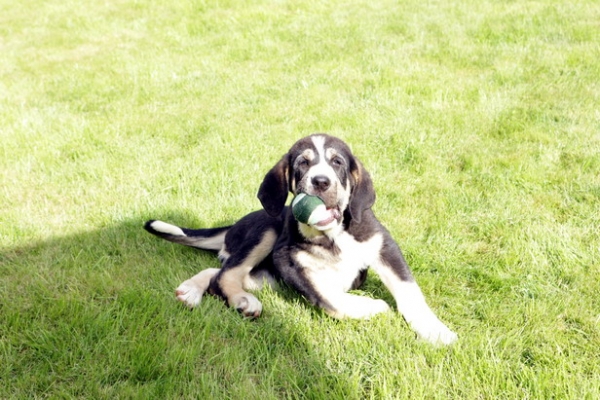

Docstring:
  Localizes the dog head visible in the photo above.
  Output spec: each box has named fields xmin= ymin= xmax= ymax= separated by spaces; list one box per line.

xmin=258 ymin=134 xmax=375 ymax=229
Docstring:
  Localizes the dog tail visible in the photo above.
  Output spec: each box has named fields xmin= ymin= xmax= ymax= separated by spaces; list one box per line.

xmin=144 ymin=220 xmax=230 ymax=251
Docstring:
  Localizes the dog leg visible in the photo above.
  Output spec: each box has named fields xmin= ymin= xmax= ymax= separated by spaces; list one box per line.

xmin=210 ymin=230 xmax=277 ymax=318
xmin=369 ymin=231 xmax=458 ymax=345
xmin=392 ymin=280 xmax=457 ymax=345
xmin=324 ymin=293 xmax=391 ymax=319
xmin=275 ymin=263 xmax=390 ymax=319
xmin=243 ymin=269 xmax=277 ymax=291
xmin=374 ymin=264 xmax=458 ymax=345
xmin=216 ymin=268 xmax=264 ymax=318
xmin=174 ymin=267 xmax=275 ymax=312
xmin=175 ymin=268 xmax=220 ymax=308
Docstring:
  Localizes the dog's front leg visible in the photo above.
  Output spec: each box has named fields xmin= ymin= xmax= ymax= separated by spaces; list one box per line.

xmin=372 ymin=238 xmax=458 ymax=345
xmin=323 ymin=293 xmax=391 ymax=319
xmin=276 ymin=257 xmax=391 ymax=319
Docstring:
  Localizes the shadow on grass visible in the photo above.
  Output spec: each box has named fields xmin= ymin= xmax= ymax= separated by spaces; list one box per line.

xmin=0 ymin=215 xmax=363 ymax=398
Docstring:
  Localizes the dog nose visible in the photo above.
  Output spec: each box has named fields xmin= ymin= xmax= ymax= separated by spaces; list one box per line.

xmin=311 ymin=175 xmax=331 ymax=191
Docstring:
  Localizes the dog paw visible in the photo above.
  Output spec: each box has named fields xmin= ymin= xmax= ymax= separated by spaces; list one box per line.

xmin=414 ymin=321 xmax=458 ymax=346
xmin=328 ymin=297 xmax=391 ymax=319
xmin=175 ymin=280 xmax=205 ymax=309
xmin=230 ymin=292 xmax=262 ymax=318
xmin=371 ymin=299 xmax=390 ymax=315
xmin=367 ymin=299 xmax=392 ymax=317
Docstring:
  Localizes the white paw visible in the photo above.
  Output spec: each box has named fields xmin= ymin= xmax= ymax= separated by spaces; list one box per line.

xmin=349 ymin=298 xmax=391 ymax=319
xmin=328 ymin=297 xmax=391 ymax=319
xmin=368 ymin=299 xmax=392 ymax=318
xmin=175 ymin=280 xmax=205 ymax=309
xmin=230 ymin=292 xmax=262 ymax=318
xmin=413 ymin=320 xmax=458 ymax=345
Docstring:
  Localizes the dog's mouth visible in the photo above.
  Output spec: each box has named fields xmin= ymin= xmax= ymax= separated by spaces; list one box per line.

xmin=295 ymin=186 xmax=343 ymax=228
xmin=312 ymin=206 xmax=342 ymax=227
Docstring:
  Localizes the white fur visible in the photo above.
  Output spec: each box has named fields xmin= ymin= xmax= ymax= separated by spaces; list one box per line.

xmin=175 ymin=268 xmax=220 ymax=308
xmin=301 ymin=135 xmax=351 ymax=227
xmin=243 ymin=270 xmax=277 ymax=291
xmin=150 ymin=220 xmax=185 ymax=236
xmin=326 ymin=295 xmax=390 ymax=319
xmin=295 ymin=232 xmax=390 ymax=319
xmin=229 ymin=292 xmax=263 ymax=317
xmin=195 ymin=230 xmax=227 ymax=251
xmin=309 ymin=135 xmax=336 ymax=182
xmin=371 ymin=265 xmax=458 ymax=345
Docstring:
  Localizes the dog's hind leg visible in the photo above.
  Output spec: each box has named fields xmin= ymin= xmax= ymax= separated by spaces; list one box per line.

xmin=175 ymin=268 xmax=220 ymax=308
xmin=209 ymin=229 xmax=278 ymax=318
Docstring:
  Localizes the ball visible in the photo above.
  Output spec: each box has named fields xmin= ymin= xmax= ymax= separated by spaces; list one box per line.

xmin=291 ymin=193 xmax=328 ymax=225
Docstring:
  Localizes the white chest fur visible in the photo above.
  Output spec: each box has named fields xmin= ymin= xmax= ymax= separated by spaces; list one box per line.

xmin=294 ymin=232 xmax=383 ymax=293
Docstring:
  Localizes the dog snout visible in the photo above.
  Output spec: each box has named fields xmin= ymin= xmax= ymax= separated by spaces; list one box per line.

xmin=311 ymin=175 xmax=331 ymax=191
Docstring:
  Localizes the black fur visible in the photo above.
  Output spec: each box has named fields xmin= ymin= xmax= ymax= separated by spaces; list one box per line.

xmin=257 ymin=158 xmax=290 ymax=217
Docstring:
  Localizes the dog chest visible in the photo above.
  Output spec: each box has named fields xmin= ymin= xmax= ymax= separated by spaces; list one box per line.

xmin=294 ymin=232 xmax=383 ymax=292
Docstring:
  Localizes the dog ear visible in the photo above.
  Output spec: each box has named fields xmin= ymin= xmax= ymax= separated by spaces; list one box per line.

xmin=257 ymin=157 xmax=290 ymax=217
xmin=348 ymin=158 xmax=376 ymax=223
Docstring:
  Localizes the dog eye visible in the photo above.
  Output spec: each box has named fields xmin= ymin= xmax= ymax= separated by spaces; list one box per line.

xmin=331 ymin=157 xmax=344 ymax=166
xmin=298 ymin=158 xmax=309 ymax=167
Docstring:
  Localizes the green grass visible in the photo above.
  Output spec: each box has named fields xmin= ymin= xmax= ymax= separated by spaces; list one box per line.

xmin=1 ymin=0 xmax=599 ymax=398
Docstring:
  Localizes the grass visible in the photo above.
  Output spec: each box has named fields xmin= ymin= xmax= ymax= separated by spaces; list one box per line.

xmin=1 ymin=0 xmax=599 ymax=398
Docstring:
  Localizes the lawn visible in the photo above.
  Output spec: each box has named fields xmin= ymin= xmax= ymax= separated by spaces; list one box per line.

xmin=1 ymin=0 xmax=599 ymax=398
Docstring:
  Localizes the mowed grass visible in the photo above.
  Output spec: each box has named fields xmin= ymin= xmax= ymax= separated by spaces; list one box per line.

xmin=1 ymin=0 xmax=599 ymax=398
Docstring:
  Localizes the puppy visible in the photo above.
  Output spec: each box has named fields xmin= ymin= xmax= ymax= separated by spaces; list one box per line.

xmin=145 ymin=134 xmax=457 ymax=345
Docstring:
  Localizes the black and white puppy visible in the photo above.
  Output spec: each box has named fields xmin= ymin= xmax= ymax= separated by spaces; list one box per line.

xmin=145 ymin=134 xmax=457 ymax=345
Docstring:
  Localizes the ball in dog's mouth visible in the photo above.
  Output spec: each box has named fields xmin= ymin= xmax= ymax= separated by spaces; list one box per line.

xmin=292 ymin=194 xmax=341 ymax=226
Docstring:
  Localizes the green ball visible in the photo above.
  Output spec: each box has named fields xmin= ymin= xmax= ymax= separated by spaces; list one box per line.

xmin=291 ymin=193 xmax=326 ymax=224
